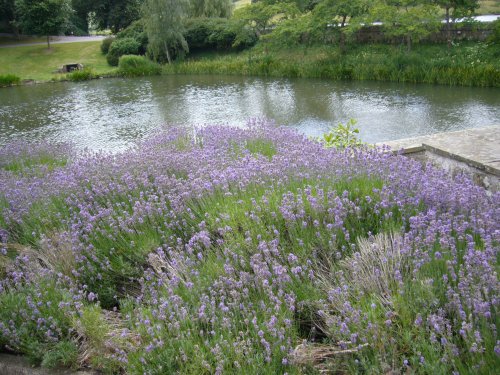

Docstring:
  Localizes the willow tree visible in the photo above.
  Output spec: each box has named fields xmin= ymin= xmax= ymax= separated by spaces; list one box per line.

xmin=142 ymin=0 xmax=189 ymax=64
xmin=189 ymin=0 xmax=233 ymax=18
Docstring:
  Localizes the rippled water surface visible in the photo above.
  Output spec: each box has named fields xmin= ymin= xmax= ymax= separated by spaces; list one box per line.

xmin=0 ymin=75 xmax=499 ymax=151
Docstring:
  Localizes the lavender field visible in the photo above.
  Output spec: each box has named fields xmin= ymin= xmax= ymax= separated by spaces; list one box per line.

xmin=0 ymin=121 xmax=498 ymax=374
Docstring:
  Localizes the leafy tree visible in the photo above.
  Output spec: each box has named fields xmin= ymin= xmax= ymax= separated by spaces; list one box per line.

xmin=433 ymin=0 xmax=479 ymax=45
xmin=189 ymin=0 xmax=233 ymax=18
xmin=0 ymin=0 xmax=16 ymax=33
xmin=184 ymin=17 xmax=257 ymax=51
xmin=366 ymin=0 xmax=441 ymax=51
xmin=233 ymin=0 xmax=300 ymax=36
xmin=312 ymin=0 xmax=370 ymax=51
xmin=14 ymin=0 xmax=72 ymax=48
xmin=261 ymin=11 xmax=316 ymax=47
xmin=314 ymin=0 xmax=369 ymax=28
xmin=142 ymin=0 xmax=189 ymax=64
xmin=69 ymin=0 xmax=93 ymax=34
xmin=89 ymin=0 xmax=143 ymax=33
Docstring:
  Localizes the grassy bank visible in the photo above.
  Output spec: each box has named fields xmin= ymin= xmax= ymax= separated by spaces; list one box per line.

xmin=0 ymin=41 xmax=113 ymax=82
xmin=0 ymin=123 xmax=498 ymax=374
xmin=478 ymin=0 xmax=500 ymax=14
xmin=0 ymin=39 xmax=498 ymax=87
xmin=165 ymin=43 xmax=500 ymax=87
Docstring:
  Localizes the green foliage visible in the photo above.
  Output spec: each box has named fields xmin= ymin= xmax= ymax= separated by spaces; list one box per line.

xmin=106 ymin=37 xmax=141 ymax=66
xmin=117 ymin=55 xmax=162 ymax=77
xmin=66 ymin=67 xmax=96 ymax=81
xmin=41 ymin=340 xmax=79 ymax=369
xmin=116 ymin=20 xmax=149 ymax=54
xmin=1 ymin=151 xmax=67 ymax=174
xmin=318 ymin=119 xmax=363 ymax=149
xmin=87 ymin=0 xmax=142 ymax=33
xmin=261 ymin=13 xmax=314 ymax=47
xmin=142 ymin=0 xmax=189 ymax=63
xmin=100 ymin=37 xmax=114 ymax=55
xmin=184 ymin=17 xmax=257 ymax=52
xmin=14 ymin=0 xmax=72 ymax=48
xmin=0 ymin=73 xmax=20 ymax=86
xmin=362 ymin=1 xmax=442 ymax=51
xmin=435 ymin=0 xmax=480 ymax=20
xmin=0 ymin=279 xmax=75 ymax=365
xmin=233 ymin=0 xmax=301 ymax=36
xmin=487 ymin=19 xmax=500 ymax=45
xmin=165 ymin=43 xmax=499 ymax=87
xmin=313 ymin=0 xmax=369 ymax=27
xmin=189 ymin=0 xmax=233 ymax=18
xmin=69 ymin=0 xmax=93 ymax=35
xmin=245 ymin=138 xmax=277 ymax=158
xmin=75 ymin=305 xmax=109 ymax=349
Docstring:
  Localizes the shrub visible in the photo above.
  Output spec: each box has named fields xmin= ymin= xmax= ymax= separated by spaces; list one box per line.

xmin=100 ymin=37 xmax=115 ymax=55
xmin=106 ymin=37 xmax=141 ymax=66
xmin=117 ymin=55 xmax=162 ymax=77
xmin=487 ymin=19 xmax=500 ymax=57
xmin=317 ymin=119 xmax=364 ymax=149
xmin=117 ymin=20 xmax=148 ymax=54
xmin=184 ymin=18 xmax=257 ymax=52
xmin=66 ymin=68 xmax=96 ymax=82
xmin=0 ymin=74 xmax=21 ymax=86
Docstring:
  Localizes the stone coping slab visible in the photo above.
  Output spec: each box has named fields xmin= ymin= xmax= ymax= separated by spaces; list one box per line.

xmin=377 ymin=125 xmax=500 ymax=177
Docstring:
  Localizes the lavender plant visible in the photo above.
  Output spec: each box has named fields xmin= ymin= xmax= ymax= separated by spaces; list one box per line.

xmin=0 ymin=120 xmax=498 ymax=374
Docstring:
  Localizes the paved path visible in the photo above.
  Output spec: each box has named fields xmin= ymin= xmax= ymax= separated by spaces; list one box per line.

xmin=0 ymin=36 xmax=106 ymax=48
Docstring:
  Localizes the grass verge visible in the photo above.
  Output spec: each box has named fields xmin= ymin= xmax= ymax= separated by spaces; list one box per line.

xmin=165 ymin=42 xmax=500 ymax=87
xmin=0 ymin=41 xmax=113 ymax=82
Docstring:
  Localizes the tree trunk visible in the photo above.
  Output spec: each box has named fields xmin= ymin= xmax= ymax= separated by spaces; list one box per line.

xmin=164 ymin=41 xmax=172 ymax=64
xmin=406 ymin=34 xmax=412 ymax=52
xmin=339 ymin=15 xmax=347 ymax=54
xmin=446 ymin=7 xmax=451 ymax=49
xmin=47 ymin=35 xmax=50 ymax=49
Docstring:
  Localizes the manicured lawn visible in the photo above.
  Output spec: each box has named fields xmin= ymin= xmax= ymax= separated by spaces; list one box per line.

xmin=0 ymin=41 xmax=112 ymax=82
xmin=0 ymin=36 xmax=47 ymax=45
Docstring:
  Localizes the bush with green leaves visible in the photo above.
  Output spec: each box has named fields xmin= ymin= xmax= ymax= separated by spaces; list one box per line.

xmin=106 ymin=37 xmax=141 ymax=67
xmin=0 ymin=74 xmax=21 ymax=86
xmin=100 ymin=37 xmax=115 ymax=55
xmin=487 ymin=19 xmax=500 ymax=56
xmin=318 ymin=119 xmax=364 ymax=149
xmin=117 ymin=55 xmax=162 ymax=77
xmin=117 ymin=20 xmax=149 ymax=55
xmin=66 ymin=68 xmax=97 ymax=82
xmin=184 ymin=17 xmax=257 ymax=52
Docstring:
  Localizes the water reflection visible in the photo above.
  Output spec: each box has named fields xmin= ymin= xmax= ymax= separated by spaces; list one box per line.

xmin=0 ymin=75 xmax=498 ymax=151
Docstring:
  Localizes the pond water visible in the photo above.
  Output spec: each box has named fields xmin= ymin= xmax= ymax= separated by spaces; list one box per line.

xmin=0 ymin=75 xmax=499 ymax=151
